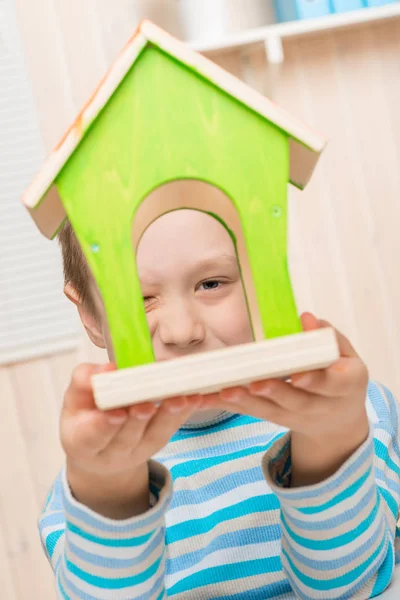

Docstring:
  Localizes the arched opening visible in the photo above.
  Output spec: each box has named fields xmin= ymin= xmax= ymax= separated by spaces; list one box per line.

xmin=132 ymin=179 xmax=263 ymax=341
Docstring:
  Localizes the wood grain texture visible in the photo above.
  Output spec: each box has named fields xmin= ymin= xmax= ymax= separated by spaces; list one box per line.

xmin=93 ymin=328 xmax=339 ymax=409
xmin=0 ymin=367 xmax=58 ymax=599
xmin=56 ymin=43 xmax=300 ymax=368
xmin=4 ymin=4 xmax=400 ymax=598
xmin=10 ymin=360 xmax=63 ymax=504
xmin=22 ymin=19 xmax=325 ymax=236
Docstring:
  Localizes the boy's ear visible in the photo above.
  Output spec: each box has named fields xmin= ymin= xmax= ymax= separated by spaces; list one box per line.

xmin=64 ymin=283 xmax=106 ymax=349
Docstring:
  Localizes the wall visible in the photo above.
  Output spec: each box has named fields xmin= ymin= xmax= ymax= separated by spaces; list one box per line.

xmin=1 ymin=1 xmax=399 ymax=597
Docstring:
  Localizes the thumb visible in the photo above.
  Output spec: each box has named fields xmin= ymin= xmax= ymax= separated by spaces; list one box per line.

xmin=64 ymin=363 xmax=116 ymax=413
xmin=301 ymin=313 xmax=357 ymax=358
xmin=300 ymin=312 xmax=319 ymax=332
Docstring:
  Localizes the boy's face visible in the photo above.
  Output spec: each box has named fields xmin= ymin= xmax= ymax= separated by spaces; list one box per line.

xmin=80 ymin=209 xmax=254 ymax=361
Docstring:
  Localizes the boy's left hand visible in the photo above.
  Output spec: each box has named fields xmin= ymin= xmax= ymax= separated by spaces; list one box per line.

xmin=201 ymin=313 xmax=370 ymax=486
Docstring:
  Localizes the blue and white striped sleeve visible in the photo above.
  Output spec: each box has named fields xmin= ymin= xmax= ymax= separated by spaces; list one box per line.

xmin=262 ymin=381 xmax=400 ymax=600
xmin=38 ymin=461 xmax=172 ymax=599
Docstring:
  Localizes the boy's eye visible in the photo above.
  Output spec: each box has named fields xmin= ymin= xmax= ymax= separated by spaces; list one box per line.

xmin=143 ymin=296 xmax=157 ymax=307
xmin=198 ymin=279 xmax=224 ymax=291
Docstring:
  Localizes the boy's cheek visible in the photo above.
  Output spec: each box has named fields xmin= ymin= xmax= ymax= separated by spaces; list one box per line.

xmin=209 ymin=295 xmax=253 ymax=347
xmin=99 ymin=289 xmax=253 ymax=363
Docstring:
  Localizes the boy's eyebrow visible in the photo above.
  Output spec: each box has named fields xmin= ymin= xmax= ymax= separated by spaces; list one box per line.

xmin=193 ymin=253 xmax=239 ymax=272
xmin=139 ymin=253 xmax=239 ymax=287
xmin=139 ymin=254 xmax=239 ymax=287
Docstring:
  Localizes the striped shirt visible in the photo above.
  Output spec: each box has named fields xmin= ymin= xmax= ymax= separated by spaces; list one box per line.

xmin=40 ymin=381 xmax=400 ymax=599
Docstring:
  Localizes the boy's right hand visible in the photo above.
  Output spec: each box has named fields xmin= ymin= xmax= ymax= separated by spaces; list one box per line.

xmin=61 ymin=363 xmax=200 ymax=519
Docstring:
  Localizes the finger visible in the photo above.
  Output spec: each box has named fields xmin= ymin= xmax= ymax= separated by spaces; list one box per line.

xmin=106 ymin=402 xmax=158 ymax=453
xmin=291 ymin=364 xmax=344 ymax=397
xmin=290 ymin=357 xmax=367 ymax=397
xmin=62 ymin=408 xmax=129 ymax=456
xmin=301 ymin=312 xmax=319 ymax=332
xmin=64 ymin=363 xmax=115 ymax=413
xmin=128 ymin=401 xmax=159 ymax=420
xmin=100 ymin=395 xmax=191 ymax=455
xmin=302 ymin=312 xmax=358 ymax=358
xmin=191 ymin=392 xmax=220 ymax=406
xmin=318 ymin=319 xmax=358 ymax=358
xmin=231 ymin=380 xmax=312 ymax=414
xmin=141 ymin=396 xmax=202 ymax=453
xmin=212 ymin=388 xmax=289 ymax=428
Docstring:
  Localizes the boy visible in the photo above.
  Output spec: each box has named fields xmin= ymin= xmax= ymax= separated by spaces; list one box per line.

xmin=40 ymin=208 xmax=400 ymax=599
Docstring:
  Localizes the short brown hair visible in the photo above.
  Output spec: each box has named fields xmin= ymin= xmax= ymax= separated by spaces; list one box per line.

xmin=58 ymin=220 xmax=95 ymax=313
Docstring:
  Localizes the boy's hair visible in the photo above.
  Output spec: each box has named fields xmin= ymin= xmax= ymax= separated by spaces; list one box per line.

xmin=58 ymin=220 xmax=95 ymax=314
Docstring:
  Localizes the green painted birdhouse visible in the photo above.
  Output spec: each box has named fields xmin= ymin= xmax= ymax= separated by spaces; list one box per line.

xmin=23 ymin=21 xmax=329 ymax=387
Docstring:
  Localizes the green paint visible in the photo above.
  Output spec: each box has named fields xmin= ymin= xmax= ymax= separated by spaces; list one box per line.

xmin=56 ymin=44 xmax=300 ymax=369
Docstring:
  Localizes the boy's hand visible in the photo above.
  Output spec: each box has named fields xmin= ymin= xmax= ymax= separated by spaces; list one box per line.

xmin=62 ymin=363 xmax=201 ymax=518
xmin=202 ymin=313 xmax=370 ymax=487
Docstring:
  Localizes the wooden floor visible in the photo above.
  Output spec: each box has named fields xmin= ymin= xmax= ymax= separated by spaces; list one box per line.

xmin=1 ymin=354 xmax=71 ymax=598
xmin=0 ymin=339 xmax=106 ymax=599
xmin=2 ymin=4 xmax=400 ymax=598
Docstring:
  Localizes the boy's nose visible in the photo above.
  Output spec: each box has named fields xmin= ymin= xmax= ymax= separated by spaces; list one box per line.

xmin=158 ymin=304 xmax=205 ymax=349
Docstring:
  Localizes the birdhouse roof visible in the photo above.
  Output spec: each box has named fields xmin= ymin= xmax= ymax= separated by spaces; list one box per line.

xmin=22 ymin=20 xmax=326 ymax=238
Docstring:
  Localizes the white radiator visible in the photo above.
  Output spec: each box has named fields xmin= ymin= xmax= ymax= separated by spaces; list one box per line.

xmin=0 ymin=0 xmax=79 ymax=364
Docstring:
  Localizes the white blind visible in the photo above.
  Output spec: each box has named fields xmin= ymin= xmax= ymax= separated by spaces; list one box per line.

xmin=0 ymin=0 xmax=79 ymax=364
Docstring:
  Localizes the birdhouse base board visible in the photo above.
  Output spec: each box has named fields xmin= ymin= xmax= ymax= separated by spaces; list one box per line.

xmin=93 ymin=328 xmax=339 ymax=410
